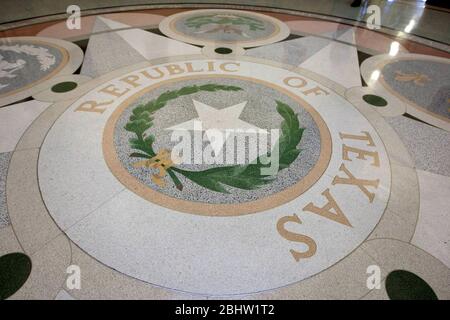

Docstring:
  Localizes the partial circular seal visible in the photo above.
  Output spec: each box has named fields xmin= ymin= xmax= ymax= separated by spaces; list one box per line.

xmin=0 ymin=36 xmax=83 ymax=107
xmin=361 ymin=53 xmax=450 ymax=131
xmin=159 ymin=9 xmax=290 ymax=48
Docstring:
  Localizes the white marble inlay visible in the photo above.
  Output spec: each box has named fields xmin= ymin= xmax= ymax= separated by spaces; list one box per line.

xmin=0 ymin=99 xmax=50 ymax=153
xmin=412 ymin=169 xmax=450 ymax=268
xmin=98 ymin=16 xmax=201 ymax=60
xmin=299 ymin=28 xmax=362 ymax=89
xmin=39 ymin=58 xmax=390 ymax=294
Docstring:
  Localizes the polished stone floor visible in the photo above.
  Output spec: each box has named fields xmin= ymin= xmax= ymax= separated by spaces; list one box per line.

xmin=0 ymin=4 xmax=449 ymax=300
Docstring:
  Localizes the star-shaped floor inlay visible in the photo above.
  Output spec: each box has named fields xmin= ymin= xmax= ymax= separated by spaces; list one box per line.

xmin=166 ymin=99 xmax=267 ymax=156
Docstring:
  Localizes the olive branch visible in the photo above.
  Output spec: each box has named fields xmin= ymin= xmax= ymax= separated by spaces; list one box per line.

xmin=124 ymin=84 xmax=304 ymax=193
xmin=185 ymin=14 xmax=265 ymax=31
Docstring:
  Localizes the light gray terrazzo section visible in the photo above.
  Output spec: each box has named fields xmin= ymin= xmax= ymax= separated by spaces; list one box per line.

xmin=80 ymin=17 xmax=145 ymax=78
xmin=386 ymin=115 xmax=450 ymax=176
xmin=246 ymin=36 xmax=331 ymax=67
xmin=0 ymin=152 xmax=11 ymax=228
xmin=174 ymin=12 xmax=276 ymax=42
xmin=382 ymin=60 xmax=450 ymax=119
xmin=0 ymin=41 xmax=64 ymax=95
xmin=324 ymin=25 xmax=352 ymax=40
xmin=113 ymin=77 xmax=321 ymax=204
xmin=55 ymin=289 xmax=75 ymax=300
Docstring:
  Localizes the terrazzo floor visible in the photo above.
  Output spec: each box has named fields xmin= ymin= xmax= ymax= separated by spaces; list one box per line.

xmin=0 ymin=4 xmax=449 ymax=301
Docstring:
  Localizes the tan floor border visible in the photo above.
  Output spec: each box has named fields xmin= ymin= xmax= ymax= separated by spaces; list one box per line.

xmin=103 ymin=73 xmax=332 ymax=216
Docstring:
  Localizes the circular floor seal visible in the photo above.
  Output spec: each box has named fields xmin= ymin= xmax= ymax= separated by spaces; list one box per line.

xmin=0 ymin=37 xmax=83 ymax=107
xmin=159 ymin=9 xmax=290 ymax=48
xmin=38 ymin=57 xmax=391 ymax=295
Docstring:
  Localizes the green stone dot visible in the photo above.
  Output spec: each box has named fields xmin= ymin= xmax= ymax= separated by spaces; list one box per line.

xmin=386 ymin=270 xmax=438 ymax=300
xmin=0 ymin=252 xmax=32 ymax=300
xmin=214 ymin=47 xmax=233 ymax=54
xmin=51 ymin=81 xmax=78 ymax=93
xmin=362 ymin=94 xmax=388 ymax=107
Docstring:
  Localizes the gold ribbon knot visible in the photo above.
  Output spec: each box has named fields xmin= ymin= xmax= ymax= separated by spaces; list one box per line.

xmin=394 ymin=71 xmax=430 ymax=86
xmin=132 ymin=149 xmax=174 ymax=187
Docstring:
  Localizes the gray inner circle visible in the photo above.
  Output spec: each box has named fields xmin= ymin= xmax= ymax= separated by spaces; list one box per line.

xmin=113 ymin=78 xmax=321 ymax=204
xmin=174 ymin=13 xmax=276 ymax=42
xmin=382 ymin=60 xmax=450 ymax=119
xmin=0 ymin=41 xmax=64 ymax=95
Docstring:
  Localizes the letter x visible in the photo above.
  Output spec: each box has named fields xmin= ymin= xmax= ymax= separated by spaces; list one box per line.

xmin=332 ymin=163 xmax=380 ymax=203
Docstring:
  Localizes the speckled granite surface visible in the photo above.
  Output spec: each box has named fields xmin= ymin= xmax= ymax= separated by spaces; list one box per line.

xmin=382 ymin=60 xmax=450 ymax=119
xmin=80 ymin=17 xmax=145 ymax=78
xmin=386 ymin=115 xmax=450 ymax=176
xmin=0 ymin=152 xmax=11 ymax=227
xmin=0 ymin=41 xmax=64 ymax=95
xmin=113 ymin=77 xmax=321 ymax=204
xmin=174 ymin=11 xmax=276 ymax=42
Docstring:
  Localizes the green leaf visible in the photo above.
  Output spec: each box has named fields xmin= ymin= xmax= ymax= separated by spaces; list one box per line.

xmin=177 ymin=86 xmax=199 ymax=95
xmin=176 ymin=169 xmax=230 ymax=193
xmin=279 ymin=149 xmax=301 ymax=169
xmin=184 ymin=14 xmax=265 ymax=31
xmin=125 ymin=83 xmax=246 ymax=191
xmin=124 ymin=119 xmax=152 ymax=135
xmin=175 ymin=100 xmax=304 ymax=193
xmin=276 ymin=100 xmax=303 ymax=158
xmin=130 ymin=152 xmax=151 ymax=159
xmin=174 ymin=165 xmax=272 ymax=193
xmin=129 ymin=137 xmax=154 ymax=156
xmin=157 ymin=90 xmax=179 ymax=103
xmin=124 ymin=84 xmax=306 ymax=194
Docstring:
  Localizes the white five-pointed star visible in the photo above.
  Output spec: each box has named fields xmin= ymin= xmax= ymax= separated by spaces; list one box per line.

xmin=166 ymin=99 xmax=267 ymax=155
